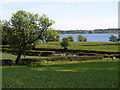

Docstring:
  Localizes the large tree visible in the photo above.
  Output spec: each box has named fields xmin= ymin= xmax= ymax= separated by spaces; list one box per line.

xmin=2 ymin=10 xmax=55 ymax=64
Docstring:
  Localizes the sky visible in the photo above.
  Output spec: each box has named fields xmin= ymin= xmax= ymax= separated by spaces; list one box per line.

xmin=0 ymin=0 xmax=119 ymax=30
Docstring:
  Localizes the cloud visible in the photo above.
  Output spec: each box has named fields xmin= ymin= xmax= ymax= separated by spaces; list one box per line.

xmin=52 ymin=18 xmax=117 ymax=30
xmin=0 ymin=0 xmax=117 ymax=30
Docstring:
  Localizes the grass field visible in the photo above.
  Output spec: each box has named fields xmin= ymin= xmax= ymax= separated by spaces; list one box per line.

xmin=2 ymin=60 xmax=118 ymax=88
xmin=36 ymin=42 xmax=119 ymax=52
xmin=1 ymin=42 xmax=119 ymax=88
xmin=1 ymin=53 xmax=48 ymax=61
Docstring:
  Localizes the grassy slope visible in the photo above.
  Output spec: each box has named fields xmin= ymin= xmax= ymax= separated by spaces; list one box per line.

xmin=2 ymin=60 xmax=118 ymax=88
xmin=36 ymin=42 xmax=119 ymax=52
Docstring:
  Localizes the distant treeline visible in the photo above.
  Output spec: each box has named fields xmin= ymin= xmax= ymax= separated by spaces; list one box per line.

xmin=57 ymin=28 xmax=120 ymax=34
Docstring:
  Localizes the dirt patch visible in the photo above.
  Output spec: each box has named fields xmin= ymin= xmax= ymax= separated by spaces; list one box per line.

xmin=56 ymin=70 xmax=76 ymax=72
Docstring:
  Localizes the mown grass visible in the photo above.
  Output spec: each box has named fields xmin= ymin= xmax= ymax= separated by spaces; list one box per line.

xmin=1 ymin=53 xmax=48 ymax=61
xmin=2 ymin=60 xmax=118 ymax=88
xmin=36 ymin=42 xmax=119 ymax=52
xmin=1 ymin=42 xmax=119 ymax=88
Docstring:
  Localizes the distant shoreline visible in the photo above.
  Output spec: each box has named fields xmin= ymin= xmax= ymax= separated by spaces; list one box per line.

xmin=60 ymin=33 xmax=118 ymax=34
xmin=57 ymin=29 xmax=119 ymax=34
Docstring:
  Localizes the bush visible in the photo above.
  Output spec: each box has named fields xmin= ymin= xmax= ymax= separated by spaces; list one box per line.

xmin=25 ymin=51 xmax=54 ymax=56
xmin=83 ymin=37 xmax=87 ymax=42
xmin=26 ymin=51 xmax=40 ymax=56
xmin=109 ymin=35 xmax=117 ymax=42
xmin=46 ymin=55 xmax=104 ymax=61
xmin=78 ymin=34 xmax=87 ymax=42
xmin=114 ymin=54 xmax=120 ymax=59
xmin=77 ymin=52 xmax=96 ymax=56
xmin=67 ymin=56 xmax=103 ymax=61
xmin=60 ymin=37 xmax=70 ymax=50
xmin=41 ymin=51 xmax=54 ymax=56
xmin=1 ymin=59 xmax=14 ymax=66
xmin=19 ymin=59 xmax=40 ymax=65
xmin=68 ymin=36 xmax=74 ymax=42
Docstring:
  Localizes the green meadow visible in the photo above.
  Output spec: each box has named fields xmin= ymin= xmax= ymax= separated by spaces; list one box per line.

xmin=2 ymin=60 xmax=118 ymax=88
xmin=1 ymin=42 xmax=119 ymax=88
xmin=36 ymin=42 xmax=119 ymax=52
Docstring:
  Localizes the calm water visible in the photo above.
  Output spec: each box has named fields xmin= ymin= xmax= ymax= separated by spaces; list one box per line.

xmin=60 ymin=34 xmax=118 ymax=42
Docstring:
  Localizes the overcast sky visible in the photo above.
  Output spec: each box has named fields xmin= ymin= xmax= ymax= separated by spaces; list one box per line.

xmin=0 ymin=0 xmax=119 ymax=30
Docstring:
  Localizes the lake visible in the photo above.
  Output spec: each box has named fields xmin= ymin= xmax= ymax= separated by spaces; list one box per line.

xmin=60 ymin=34 xmax=118 ymax=42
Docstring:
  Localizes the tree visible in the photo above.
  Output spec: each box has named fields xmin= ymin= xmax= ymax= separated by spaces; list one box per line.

xmin=42 ymin=29 xmax=60 ymax=42
xmin=83 ymin=37 xmax=87 ymax=42
xmin=0 ymin=20 xmax=2 ymax=45
xmin=1 ymin=20 xmax=8 ymax=45
xmin=68 ymin=36 xmax=74 ymax=42
xmin=78 ymin=34 xmax=84 ymax=42
xmin=2 ymin=10 xmax=55 ymax=64
xmin=78 ymin=34 xmax=87 ymax=42
xmin=109 ymin=35 xmax=117 ymax=42
xmin=60 ymin=37 xmax=70 ymax=50
xmin=118 ymin=34 xmax=120 ymax=42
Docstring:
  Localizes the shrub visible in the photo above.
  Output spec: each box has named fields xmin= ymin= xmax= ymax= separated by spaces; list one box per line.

xmin=78 ymin=34 xmax=87 ymax=42
xmin=109 ymin=35 xmax=117 ymax=42
xmin=83 ymin=37 xmax=87 ymax=42
xmin=1 ymin=59 xmax=14 ymax=66
xmin=68 ymin=36 xmax=74 ymax=42
xmin=77 ymin=52 xmax=96 ymax=56
xmin=114 ymin=54 xmax=120 ymax=59
xmin=41 ymin=51 xmax=54 ymax=56
xmin=60 ymin=37 xmax=70 ymax=50
xmin=19 ymin=59 xmax=41 ymax=65
xmin=78 ymin=34 xmax=84 ymax=42
xmin=46 ymin=55 xmax=104 ymax=61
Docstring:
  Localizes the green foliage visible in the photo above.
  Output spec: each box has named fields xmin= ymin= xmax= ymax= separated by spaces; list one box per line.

xmin=109 ymin=35 xmax=117 ymax=42
xmin=2 ymin=10 xmax=55 ymax=63
xmin=83 ymin=37 xmax=87 ymax=42
xmin=78 ymin=34 xmax=87 ymax=42
xmin=1 ymin=20 xmax=8 ymax=45
xmin=60 ymin=37 xmax=70 ymax=50
xmin=0 ymin=20 xmax=2 ymax=45
xmin=68 ymin=36 xmax=74 ymax=42
xmin=118 ymin=34 xmax=120 ymax=42
xmin=78 ymin=34 xmax=84 ymax=42
xmin=42 ymin=28 xmax=60 ymax=42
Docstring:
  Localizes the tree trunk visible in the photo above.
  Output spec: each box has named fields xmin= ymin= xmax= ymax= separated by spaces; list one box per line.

xmin=15 ymin=52 xmax=22 ymax=64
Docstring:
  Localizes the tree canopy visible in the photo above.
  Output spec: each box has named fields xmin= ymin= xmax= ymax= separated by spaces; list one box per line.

xmin=2 ymin=10 xmax=55 ymax=64
xmin=60 ymin=37 xmax=70 ymax=50
xmin=109 ymin=35 xmax=117 ymax=42
xmin=78 ymin=34 xmax=87 ymax=42
xmin=42 ymin=29 xmax=60 ymax=42
xmin=68 ymin=36 xmax=74 ymax=42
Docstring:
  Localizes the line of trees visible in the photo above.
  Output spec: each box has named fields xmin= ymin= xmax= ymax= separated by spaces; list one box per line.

xmin=58 ymin=29 xmax=119 ymax=34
